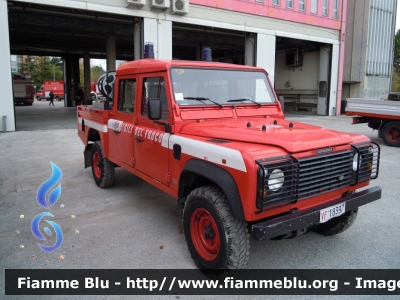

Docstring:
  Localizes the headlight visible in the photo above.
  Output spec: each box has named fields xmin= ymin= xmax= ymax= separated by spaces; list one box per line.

xmin=268 ymin=169 xmax=285 ymax=192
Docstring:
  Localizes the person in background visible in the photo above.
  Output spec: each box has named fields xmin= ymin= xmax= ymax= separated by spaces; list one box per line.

xmin=78 ymin=87 xmax=85 ymax=105
xmin=49 ymin=90 xmax=55 ymax=106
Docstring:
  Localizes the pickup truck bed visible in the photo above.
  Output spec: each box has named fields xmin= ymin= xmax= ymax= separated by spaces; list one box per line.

xmin=346 ymin=98 xmax=400 ymax=147
xmin=346 ymin=98 xmax=400 ymax=119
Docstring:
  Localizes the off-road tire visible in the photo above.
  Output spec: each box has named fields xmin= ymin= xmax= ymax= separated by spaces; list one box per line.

xmin=91 ymin=141 xmax=115 ymax=188
xmin=183 ymin=186 xmax=250 ymax=270
xmin=381 ymin=121 xmax=400 ymax=147
xmin=314 ymin=208 xmax=358 ymax=236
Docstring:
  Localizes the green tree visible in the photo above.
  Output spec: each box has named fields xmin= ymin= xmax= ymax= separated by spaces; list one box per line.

xmin=21 ymin=55 xmax=35 ymax=75
xmin=18 ymin=56 xmax=63 ymax=87
xmin=392 ymin=29 xmax=400 ymax=91
xmin=78 ymin=60 xmax=105 ymax=88
xmin=91 ymin=65 xmax=105 ymax=82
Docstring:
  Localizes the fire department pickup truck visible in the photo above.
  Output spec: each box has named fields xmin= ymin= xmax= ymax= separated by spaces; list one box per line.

xmin=77 ymin=58 xmax=381 ymax=270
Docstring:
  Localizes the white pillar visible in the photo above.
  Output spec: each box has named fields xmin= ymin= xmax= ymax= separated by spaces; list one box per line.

xmin=143 ymin=18 xmax=172 ymax=59
xmin=256 ymin=33 xmax=276 ymax=84
xmin=0 ymin=0 xmax=15 ymax=131
xmin=329 ymin=44 xmax=339 ymax=116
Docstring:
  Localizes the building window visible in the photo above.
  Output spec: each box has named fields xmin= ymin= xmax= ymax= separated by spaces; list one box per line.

xmin=272 ymin=0 xmax=280 ymax=5
xmin=333 ymin=0 xmax=339 ymax=18
xmin=286 ymin=0 xmax=293 ymax=8
xmin=299 ymin=0 xmax=305 ymax=11
xmin=311 ymin=0 xmax=317 ymax=13
xmin=322 ymin=0 xmax=328 ymax=16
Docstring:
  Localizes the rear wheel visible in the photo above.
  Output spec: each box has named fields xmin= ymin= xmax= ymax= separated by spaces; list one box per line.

xmin=91 ymin=141 xmax=115 ymax=188
xmin=183 ymin=186 xmax=250 ymax=269
xmin=382 ymin=121 xmax=400 ymax=147
xmin=314 ymin=208 xmax=358 ymax=236
xmin=36 ymin=96 xmax=41 ymax=101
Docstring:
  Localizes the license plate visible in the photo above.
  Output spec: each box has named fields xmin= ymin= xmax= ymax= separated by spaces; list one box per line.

xmin=319 ymin=202 xmax=346 ymax=223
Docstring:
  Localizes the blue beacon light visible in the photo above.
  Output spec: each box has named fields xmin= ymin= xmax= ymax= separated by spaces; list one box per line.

xmin=202 ymin=47 xmax=212 ymax=61
xmin=144 ymin=43 xmax=155 ymax=59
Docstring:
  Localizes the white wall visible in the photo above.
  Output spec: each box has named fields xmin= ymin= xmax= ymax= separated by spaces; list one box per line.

xmin=143 ymin=18 xmax=172 ymax=60
xmin=329 ymin=44 xmax=339 ymax=116
xmin=0 ymin=0 xmax=15 ymax=132
xmin=256 ymin=33 xmax=276 ymax=83
xmin=275 ymin=51 xmax=319 ymax=95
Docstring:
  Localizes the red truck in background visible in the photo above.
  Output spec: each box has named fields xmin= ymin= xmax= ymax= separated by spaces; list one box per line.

xmin=36 ymin=81 xmax=99 ymax=102
xmin=13 ymin=74 xmax=34 ymax=105
xmin=36 ymin=80 xmax=64 ymax=101
xmin=77 ymin=58 xmax=382 ymax=270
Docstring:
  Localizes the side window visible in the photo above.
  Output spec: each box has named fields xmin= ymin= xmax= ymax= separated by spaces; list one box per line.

xmin=142 ymin=77 xmax=169 ymax=119
xmin=118 ymin=79 xmax=136 ymax=113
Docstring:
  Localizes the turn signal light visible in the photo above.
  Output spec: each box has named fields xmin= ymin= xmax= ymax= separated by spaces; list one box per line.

xmin=259 ymin=188 xmax=268 ymax=197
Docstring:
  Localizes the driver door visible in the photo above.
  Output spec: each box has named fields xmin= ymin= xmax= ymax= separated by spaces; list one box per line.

xmin=134 ymin=74 xmax=170 ymax=185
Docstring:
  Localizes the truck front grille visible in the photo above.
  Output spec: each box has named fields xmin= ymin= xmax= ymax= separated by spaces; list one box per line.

xmin=296 ymin=150 xmax=353 ymax=200
xmin=256 ymin=143 xmax=380 ymax=212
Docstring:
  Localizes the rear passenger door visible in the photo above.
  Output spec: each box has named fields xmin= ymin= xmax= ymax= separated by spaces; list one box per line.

xmin=108 ymin=78 xmax=137 ymax=167
xmin=134 ymin=74 xmax=171 ymax=185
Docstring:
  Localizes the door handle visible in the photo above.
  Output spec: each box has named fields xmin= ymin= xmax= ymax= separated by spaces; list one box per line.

xmin=135 ymin=138 xmax=144 ymax=143
xmin=113 ymin=130 xmax=120 ymax=134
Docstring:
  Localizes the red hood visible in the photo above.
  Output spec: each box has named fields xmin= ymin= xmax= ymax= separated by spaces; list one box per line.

xmin=179 ymin=119 xmax=353 ymax=153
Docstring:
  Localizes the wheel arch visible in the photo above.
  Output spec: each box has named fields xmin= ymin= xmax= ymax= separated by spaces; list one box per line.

xmin=88 ymin=128 xmax=101 ymax=142
xmin=83 ymin=128 xmax=102 ymax=168
xmin=179 ymin=159 xmax=245 ymax=221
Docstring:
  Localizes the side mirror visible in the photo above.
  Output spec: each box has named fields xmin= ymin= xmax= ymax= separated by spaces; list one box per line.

xmin=148 ymin=99 xmax=162 ymax=120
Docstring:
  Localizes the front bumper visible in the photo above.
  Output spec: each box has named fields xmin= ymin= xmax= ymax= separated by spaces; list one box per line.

xmin=251 ymin=186 xmax=382 ymax=241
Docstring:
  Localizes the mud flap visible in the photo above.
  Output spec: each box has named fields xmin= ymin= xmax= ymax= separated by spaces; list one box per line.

xmin=84 ymin=144 xmax=93 ymax=168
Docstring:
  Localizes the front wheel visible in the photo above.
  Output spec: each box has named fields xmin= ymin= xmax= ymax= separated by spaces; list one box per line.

xmin=183 ymin=186 xmax=250 ymax=269
xmin=382 ymin=121 xmax=400 ymax=147
xmin=36 ymin=96 xmax=41 ymax=101
xmin=91 ymin=141 xmax=115 ymax=188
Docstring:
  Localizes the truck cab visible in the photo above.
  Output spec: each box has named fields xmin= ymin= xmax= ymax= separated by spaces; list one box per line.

xmin=78 ymin=58 xmax=381 ymax=270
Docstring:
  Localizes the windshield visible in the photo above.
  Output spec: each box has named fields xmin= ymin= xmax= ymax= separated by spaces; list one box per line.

xmin=170 ymin=68 xmax=276 ymax=107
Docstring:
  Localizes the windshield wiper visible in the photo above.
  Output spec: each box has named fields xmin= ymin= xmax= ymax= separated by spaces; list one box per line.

xmin=227 ymin=98 xmax=262 ymax=107
xmin=183 ymin=97 xmax=223 ymax=109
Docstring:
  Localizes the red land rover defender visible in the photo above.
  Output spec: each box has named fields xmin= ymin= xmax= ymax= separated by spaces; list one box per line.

xmin=77 ymin=57 xmax=381 ymax=270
